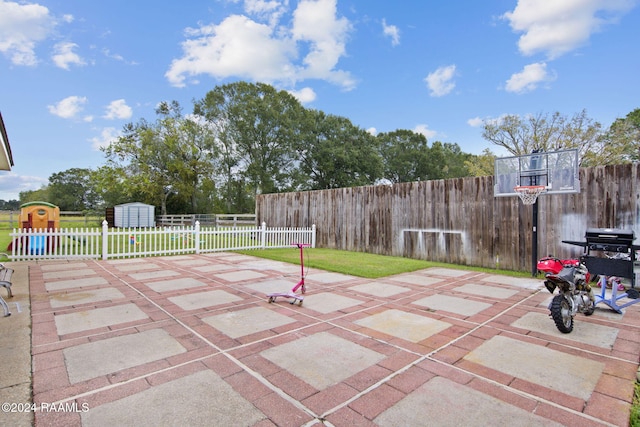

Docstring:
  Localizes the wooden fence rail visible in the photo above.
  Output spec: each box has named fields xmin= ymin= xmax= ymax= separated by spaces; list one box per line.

xmin=256 ymin=164 xmax=640 ymax=272
xmin=156 ymin=214 xmax=256 ymax=227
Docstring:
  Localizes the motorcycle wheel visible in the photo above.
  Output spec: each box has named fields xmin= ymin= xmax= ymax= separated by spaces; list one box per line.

xmin=550 ymin=294 xmax=574 ymax=333
xmin=584 ymin=305 xmax=595 ymax=316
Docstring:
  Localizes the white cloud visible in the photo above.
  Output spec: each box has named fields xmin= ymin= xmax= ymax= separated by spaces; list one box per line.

xmin=424 ymin=65 xmax=456 ymax=97
xmin=382 ymin=19 xmax=400 ymax=46
xmin=0 ymin=0 xmax=55 ymax=66
xmin=414 ymin=124 xmax=437 ymax=140
xmin=505 ymin=62 xmax=556 ymax=94
xmin=0 ymin=172 xmax=47 ymax=200
xmin=52 ymin=42 xmax=85 ymax=69
xmin=503 ymin=0 xmax=635 ymax=59
xmin=166 ymin=0 xmax=355 ymax=90
xmin=288 ymin=87 xmax=316 ymax=104
xmin=166 ymin=14 xmax=296 ymax=87
xmin=102 ymin=48 xmax=137 ymax=65
xmin=102 ymin=48 xmax=124 ymax=62
xmin=292 ymin=0 xmax=354 ymax=88
xmin=103 ymin=99 xmax=133 ymax=120
xmin=90 ymin=127 xmax=120 ymax=150
xmin=243 ymin=0 xmax=287 ymax=26
xmin=47 ymin=95 xmax=88 ymax=119
xmin=367 ymin=127 xmax=377 ymax=136
xmin=467 ymin=117 xmax=483 ymax=127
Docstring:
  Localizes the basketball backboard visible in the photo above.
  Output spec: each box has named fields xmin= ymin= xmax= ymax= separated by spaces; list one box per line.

xmin=494 ymin=149 xmax=580 ymax=197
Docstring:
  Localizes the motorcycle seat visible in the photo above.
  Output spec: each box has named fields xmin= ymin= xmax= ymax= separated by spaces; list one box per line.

xmin=557 ymin=266 xmax=576 ymax=283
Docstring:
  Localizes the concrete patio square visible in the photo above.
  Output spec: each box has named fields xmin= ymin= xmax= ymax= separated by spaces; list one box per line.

xmin=54 ymin=303 xmax=149 ymax=335
xmin=144 ymin=277 xmax=208 ymax=293
xmin=168 ymin=289 xmax=243 ymax=310
xmin=64 ymin=328 xmax=187 ymax=383
xmin=355 ymin=308 xmax=452 ymax=343
xmin=261 ymin=331 xmax=386 ymax=390
xmin=412 ymin=294 xmax=491 ymax=316
xmin=203 ymin=306 xmax=295 ymax=338
xmin=49 ymin=287 xmax=125 ymax=308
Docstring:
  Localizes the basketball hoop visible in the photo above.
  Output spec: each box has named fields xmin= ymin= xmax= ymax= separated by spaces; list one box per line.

xmin=514 ymin=185 xmax=546 ymax=205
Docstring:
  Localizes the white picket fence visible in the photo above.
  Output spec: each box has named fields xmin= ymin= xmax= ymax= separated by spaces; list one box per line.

xmin=8 ymin=221 xmax=316 ymax=261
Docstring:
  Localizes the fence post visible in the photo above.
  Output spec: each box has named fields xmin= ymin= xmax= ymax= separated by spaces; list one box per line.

xmin=102 ymin=220 xmax=108 ymax=260
xmin=312 ymin=224 xmax=316 ymax=248
xmin=194 ymin=221 xmax=200 ymax=254
xmin=261 ymin=222 xmax=266 ymax=248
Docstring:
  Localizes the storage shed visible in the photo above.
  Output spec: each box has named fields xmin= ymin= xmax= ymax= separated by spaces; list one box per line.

xmin=113 ymin=202 xmax=156 ymax=228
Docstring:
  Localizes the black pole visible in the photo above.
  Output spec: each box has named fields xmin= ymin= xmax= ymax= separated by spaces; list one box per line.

xmin=531 ymin=199 xmax=538 ymax=277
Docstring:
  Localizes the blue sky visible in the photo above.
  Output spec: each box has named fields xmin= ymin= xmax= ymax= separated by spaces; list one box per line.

xmin=1 ymin=0 xmax=638 ymax=201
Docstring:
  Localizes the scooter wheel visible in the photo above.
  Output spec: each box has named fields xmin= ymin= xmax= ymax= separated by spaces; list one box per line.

xmin=550 ymin=294 xmax=574 ymax=333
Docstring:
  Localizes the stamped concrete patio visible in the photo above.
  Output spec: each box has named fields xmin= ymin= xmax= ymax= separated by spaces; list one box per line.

xmin=2 ymin=252 xmax=639 ymax=426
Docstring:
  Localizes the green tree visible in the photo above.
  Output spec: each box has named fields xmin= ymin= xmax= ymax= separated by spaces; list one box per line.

xmin=583 ymin=108 xmax=640 ymax=166
xmin=48 ymin=168 xmax=98 ymax=211
xmin=0 ymin=199 xmax=19 ymax=210
xmin=19 ymin=188 xmax=49 ymax=205
xmin=464 ymin=148 xmax=496 ymax=177
xmin=482 ymin=110 xmax=602 ymax=164
xmin=194 ymin=87 xmax=243 ymax=212
xmin=426 ymin=141 xmax=472 ymax=179
xmin=103 ymin=101 xmax=217 ymax=215
xmin=158 ymin=102 xmax=217 ymax=213
xmin=194 ymin=82 xmax=305 ymax=197
xmin=377 ymin=130 xmax=430 ymax=183
xmin=90 ymin=165 xmax=135 ymax=208
xmin=298 ymin=110 xmax=382 ymax=189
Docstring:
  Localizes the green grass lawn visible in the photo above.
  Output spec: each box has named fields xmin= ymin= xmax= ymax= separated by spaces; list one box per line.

xmin=238 ymin=247 xmax=532 ymax=279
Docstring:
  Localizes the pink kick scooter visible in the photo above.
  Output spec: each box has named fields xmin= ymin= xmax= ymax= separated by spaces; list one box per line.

xmin=267 ymin=243 xmax=310 ymax=306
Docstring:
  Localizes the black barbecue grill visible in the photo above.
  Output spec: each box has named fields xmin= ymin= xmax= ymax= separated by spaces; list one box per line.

xmin=584 ymin=228 xmax=636 ymax=253
xmin=563 ymin=228 xmax=640 ymax=310
xmin=564 ymin=228 xmax=638 ymax=284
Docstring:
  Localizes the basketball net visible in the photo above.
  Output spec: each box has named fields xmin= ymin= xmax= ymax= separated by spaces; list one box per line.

xmin=514 ymin=185 xmax=546 ymax=205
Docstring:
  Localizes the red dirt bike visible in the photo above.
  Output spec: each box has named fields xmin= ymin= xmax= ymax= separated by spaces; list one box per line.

xmin=537 ymin=257 xmax=596 ymax=333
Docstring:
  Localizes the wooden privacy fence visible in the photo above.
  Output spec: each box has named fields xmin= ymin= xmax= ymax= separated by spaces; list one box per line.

xmin=8 ymin=222 xmax=316 ymax=261
xmin=256 ymin=163 xmax=640 ymax=272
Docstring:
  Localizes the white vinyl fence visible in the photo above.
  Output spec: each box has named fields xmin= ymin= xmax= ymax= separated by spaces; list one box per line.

xmin=8 ymin=221 xmax=316 ymax=261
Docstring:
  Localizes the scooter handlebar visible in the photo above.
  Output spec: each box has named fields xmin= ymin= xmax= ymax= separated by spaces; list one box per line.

xmin=292 ymin=243 xmax=311 ymax=248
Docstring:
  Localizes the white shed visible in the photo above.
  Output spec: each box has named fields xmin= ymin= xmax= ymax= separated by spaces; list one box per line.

xmin=114 ymin=202 xmax=156 ymax=227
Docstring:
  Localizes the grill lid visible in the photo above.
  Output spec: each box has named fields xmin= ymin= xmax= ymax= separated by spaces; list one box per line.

xmin=585 ymin=228 xmax=635 ymax=244
xmin=584 ymin=228 xmax=636 ymax=252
